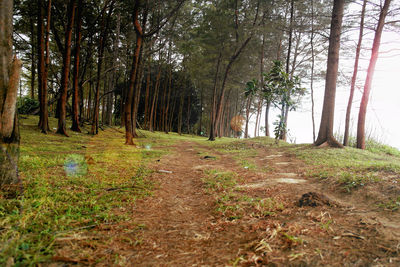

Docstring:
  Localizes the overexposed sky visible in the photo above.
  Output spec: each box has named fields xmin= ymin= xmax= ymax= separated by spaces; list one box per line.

xmin=250 ymin=2 xmax=400 ymax=149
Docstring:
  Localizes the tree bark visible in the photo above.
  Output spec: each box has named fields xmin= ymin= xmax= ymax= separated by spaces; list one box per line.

xmin=280 ymin=0 xmax=294 ymax=141
xmin=186 ymin=92 xmax=191 ymax=134
xmin=30 ymin=16 xmax=36 ymax=99
xmin=124 ymin=0 xmax=142 ymax=144
xmin=149 ymin=64 xmax=161 ymax=132
xmin=37 ymin=0 xmax=48 ymax=132
xmin=310 ymin=0 xmax=316 ymax=143
xmin=0 ymin=0 xmax=22 ymax=197
xmin=143 ymin=58 xmax=151 ymax=129
xmin=213 ymin=37 xmax=252 ymax=141
xmin=164 ymin=66 xmax=172 ymax=133
xmin=344 ymin=0 xmax=366 ymax=146
xmin=91 ymin=1 xmax=114 ymax=135
xmin=314 ymin=0 xmax=344 ymax=148
xmin=244 ymin=96 xmax=252 ymax=138
xmin=71 ymin=0 xmax=82 ymax=132
xmin=41 ymin=0 xmax=51 ymax=133
xmin=357 ymin=0 xmax=391 ymax=149
xmin=178 ymin=82 xmax=185 ymax=135
xmin=208 ymin=50 xmax=222 ymax=141
xmin=105 ymin=9 xmax=120 ymax=126
xmin=56 ymin=0 xmax=76 ymax=136
xmin=264 ymin=101 xmax=270 ymax=137
xmin=197 ymin=86 xmax=203 ymax=135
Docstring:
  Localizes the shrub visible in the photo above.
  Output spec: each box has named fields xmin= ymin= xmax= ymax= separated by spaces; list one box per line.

xmin=17 ymin=97 xmax=39 ymax=114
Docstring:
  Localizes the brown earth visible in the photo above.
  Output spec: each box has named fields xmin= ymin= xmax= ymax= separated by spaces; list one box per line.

xmin=52 ymin=140 xmax=400 ymax=266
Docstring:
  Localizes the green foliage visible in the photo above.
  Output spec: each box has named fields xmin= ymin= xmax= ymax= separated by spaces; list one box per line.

xmin=252 ymin=197 xmax=284 ymax=217
xmin=17 ymin=96 xmax=39 ymax=114
xmin=338 ymin=172 xmax=380 ymax=192
xmin=244 ymin=79 xmax=258 ymax=98
xmin=273 ymin=115 xmax=286 ymax=140
xmin=262 ymin=61 xmax=306 ymax=139
xmin=262 ymin=61 xmax=306 ymax=108
xmin=378 ymin=196 xmax=400 ymax=211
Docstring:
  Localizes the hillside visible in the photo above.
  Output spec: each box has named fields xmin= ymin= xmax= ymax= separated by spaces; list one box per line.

xmin=1 ymin=116 xmax=400 ymax=266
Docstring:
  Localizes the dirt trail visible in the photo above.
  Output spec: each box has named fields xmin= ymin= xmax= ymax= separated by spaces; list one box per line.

xmin=129 ymin=142 xmax=256 ymax=265
xmin=126 ymin=141 xmax=400 ymax=266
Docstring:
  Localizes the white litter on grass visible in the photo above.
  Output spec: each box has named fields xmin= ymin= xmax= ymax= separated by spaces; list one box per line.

xmin=276 ymin=178 xmax=306 ymax=184
xmin=158 ymin=170 xmax=172 ymax=174
xmin=264 ymin=154 xmax=283 ymax=159
xmin=277 ymin=173 xmax=297 ymax=177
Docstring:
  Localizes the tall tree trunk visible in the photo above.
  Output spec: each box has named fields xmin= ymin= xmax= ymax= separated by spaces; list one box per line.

xmin=168 ymin=90 xmax=177 ymax=132
xmin=344 ymin=0 xmax=366 ymax=146
xmin=39 ymin=0 xmax=51 ymax=133
xmin=106 ymin=9 xmax=120 ymax=126
xmin=257 ymin=32 xmax=264 ymax=138
xmin=314 ymin=0 xmax=344 ymax=148
xmin=56 ymin=0 xmax=76 ymax=136
xmin=161 ymin=70 xmax=167 ymax=132
xmin=164 ymin=66 xmax=172 ymax=133
xmin=186 ymin=92 xmax=191 ymax=134
xmin=0 ymin=0 xmax=22 ymax=197
xmin=124 ymin=0 xmax=143 ymax=144
xmin=244 ymin=96 xmax=251 ymax=138
xmin=149 ymin=64 xmax=161 ymax=132
xmin=143 ymin=58 xmax=151 ymax=129
xmin=71 ymin=0 xmax=82 ymax=132
xmin=265 ymin=101 xmax=270 ymax=136
xmin=208 ymin=50 xmax=222 ymax=141
xmin=37 ymin=0 xmax=46 ymax=131
xmin=213 ymin=37 xmax=252 ymax=141
xmin=30 ymin=17 xmax=36 ymax=99
xmin=197 ymin=86 xmax=203 ymax=135
xmin=87 ymin=70 xmax=93 ymax=121
xmin=131 ymin=48 xmax=145 ymax=137
xmin=310 ymin=0 xmax=316 ymax=143
xmin=357 ymin=0 xmax=391 ymax=149
xmin=254 ymin=97 xmax=262 ymax=137
xmin=280 ymin=0 xmax=294 ymax=141
xmin=91 ymin=2 xmax=114 ymax=135
xmin=178 ymin=84 xmax=185 ymax=135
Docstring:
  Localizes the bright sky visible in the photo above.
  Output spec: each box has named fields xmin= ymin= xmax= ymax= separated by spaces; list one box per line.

xmin=249 ymin=4 xmax=400 ymax=149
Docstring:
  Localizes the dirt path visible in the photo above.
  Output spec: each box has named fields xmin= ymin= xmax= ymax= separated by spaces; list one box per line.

xmin=125 ymin=141 xmax=400 ymax=266
xmin=129 ymin=142 xmax=257 ymax=265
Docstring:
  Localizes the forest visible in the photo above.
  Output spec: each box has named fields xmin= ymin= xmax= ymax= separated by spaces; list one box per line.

xmin=1 ymin=0 xmax=400 ymax=266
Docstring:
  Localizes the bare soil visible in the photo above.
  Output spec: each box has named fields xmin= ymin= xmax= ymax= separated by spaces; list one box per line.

xmin=52 ymin=140 xmax=400 ymax=266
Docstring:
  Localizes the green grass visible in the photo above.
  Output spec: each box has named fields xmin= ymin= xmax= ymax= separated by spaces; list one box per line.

xmin=335 ymin=134 xmax=400 ymax=157
xmin=202 ymin=169 xmax=285 ymax=220
xmin=288 ymin=142 xmax=400 ymax=193
xmin=378 ymin=196 xmax=400 ymax=211
xmin=0 ymin=116 xmax=154 ymax=265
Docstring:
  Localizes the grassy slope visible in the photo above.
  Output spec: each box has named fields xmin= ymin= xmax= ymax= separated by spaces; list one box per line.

xmin=1 ymin=116 xmax=400 ymax=265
